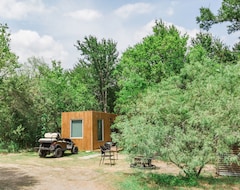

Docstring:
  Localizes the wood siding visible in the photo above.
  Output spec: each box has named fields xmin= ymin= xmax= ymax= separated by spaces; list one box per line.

xmin=91 ymin=111 xmax=117 ymax=150
xmin=217 ymin=146 xmax=240 ymax=176
xmin=61 ymin=111 xmax=117 ymax=151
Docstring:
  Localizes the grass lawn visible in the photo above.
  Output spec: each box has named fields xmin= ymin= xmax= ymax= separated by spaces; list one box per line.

xmin=118 ymin=171 xmax=240 ymax=190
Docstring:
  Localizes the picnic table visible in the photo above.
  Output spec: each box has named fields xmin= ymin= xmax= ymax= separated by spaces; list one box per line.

xmin=130 ymin=155 xmax=156 ymax=169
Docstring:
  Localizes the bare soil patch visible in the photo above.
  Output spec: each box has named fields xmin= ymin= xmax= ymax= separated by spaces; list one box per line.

xmin=0 ymin=152 xmax=216 ymax=190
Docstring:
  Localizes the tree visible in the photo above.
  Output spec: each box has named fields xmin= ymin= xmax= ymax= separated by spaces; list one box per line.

xmin=112 ymin=47 xmax=240 ymax=177
xmin=191 ymin=32 xmax=237 ymax=63
xmin=0 ymin=23 xmax=22 ymax=151
xmin=232 ymin=41 xmax=240 ymax=60
xmin=0 ymin=56 xmax=99 ymax=151
xmin=75 ymin=36 xmax=119 ymax=113
xmin=0 ymin=73 xmax=42 ymax=150
xmin=68 ymin=63 xmax=99 ymax=111
xmin=31 ymin=58 xmax=97 ymax=133
xmin=115 ymin=20 xmax=188 ymax=113
xmin=196 ymin=0 xmax=240 ymax=34
xmin=0 ymin=23 xmax=19 ymax=81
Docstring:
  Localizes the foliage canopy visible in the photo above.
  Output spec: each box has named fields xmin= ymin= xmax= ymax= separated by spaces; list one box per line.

xmin=112 ymin=47 xmax=240 ymax=177
xmin=75 ymin=36 xmax=119 ymax=113
xmin=115 ymin=20 xmax=188 ymax=113
xmin=196 ymin=0 xmax=240 ymax=34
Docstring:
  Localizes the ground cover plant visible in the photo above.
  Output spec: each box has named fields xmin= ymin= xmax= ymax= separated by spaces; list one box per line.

xmin=118 ymin=172 xmax=240 ymax=190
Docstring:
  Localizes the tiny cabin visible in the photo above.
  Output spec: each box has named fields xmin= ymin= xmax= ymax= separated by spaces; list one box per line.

xmin=61 ymin=111 xmax=117 ymax=151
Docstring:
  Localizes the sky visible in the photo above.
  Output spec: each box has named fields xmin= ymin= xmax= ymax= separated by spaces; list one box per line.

xmin=1 ymin=0 xmax=239 ymax=69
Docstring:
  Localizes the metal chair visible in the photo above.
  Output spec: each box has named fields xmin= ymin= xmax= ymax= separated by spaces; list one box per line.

xmin=99 ymin=145 xmax=115 ymax=166
xmin=105 ymin=142 xmax=119 ymax=160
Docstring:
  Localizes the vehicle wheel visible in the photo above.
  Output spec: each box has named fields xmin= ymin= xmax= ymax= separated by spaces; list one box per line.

xmin=54 ymin=147 xmax=63 ymax=158
xmin=39 ymin=150 xmax=47 ymax=158
xmin=71 ymin=146 xmax=78 ymax=154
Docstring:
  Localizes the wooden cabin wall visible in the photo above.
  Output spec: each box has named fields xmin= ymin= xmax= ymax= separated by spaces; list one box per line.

xmin=61 ymin=111 xmax=117 ymax=151
xmin=92 ymin=111 xmax=117 ymax=150
xmin=61 ymin=111 xmax=93 ymax=151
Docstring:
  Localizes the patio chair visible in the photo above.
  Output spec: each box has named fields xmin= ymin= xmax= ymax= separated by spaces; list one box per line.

xmin=99 ymin=145 xmax=115 ymax=166
xmin=105 ymin=142 xmax=119 ymax=160
xmin=104 ymin=142 xmax=111 ymax=150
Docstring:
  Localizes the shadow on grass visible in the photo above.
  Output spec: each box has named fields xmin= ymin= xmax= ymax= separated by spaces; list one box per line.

xmin=0 ymin=167 xmax=38 ymax=190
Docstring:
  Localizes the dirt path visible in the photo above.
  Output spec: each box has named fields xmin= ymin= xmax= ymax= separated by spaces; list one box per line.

xmin=0 ymin=152 xmax=215 ymax=190
xmin=0 ymin=153 xmax=131 ymax=190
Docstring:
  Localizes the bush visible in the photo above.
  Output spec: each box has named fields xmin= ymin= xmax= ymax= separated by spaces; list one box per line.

xmin=0 ymin=141 xmax=20 ymax=153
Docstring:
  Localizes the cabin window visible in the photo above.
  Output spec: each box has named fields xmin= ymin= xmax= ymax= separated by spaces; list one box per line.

xmin=71 ymin=120 xmax=83 ymax=138
xmin=97 ymin=119 xmax=104 ymax=141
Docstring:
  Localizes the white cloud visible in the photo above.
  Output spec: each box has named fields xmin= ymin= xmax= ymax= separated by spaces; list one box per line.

xmin=11 ymin=30 xmax=69 ymax=65
xmin=134 ymin=20 xmax=199 ymax=45
xmin=134 ymin=20 xmax=155 ymax=42
xmin=0 ymin=0 xmax=46 ymax=19
xmin=65 ymin=9 xmax=102 ymax=21
xmin=114 ymin=3 xmax=154 ymax=18
xmin=155 ymin=20 xmax=199 ymax=38
xmin=166 ymin=7 xmax=174 ymax=16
